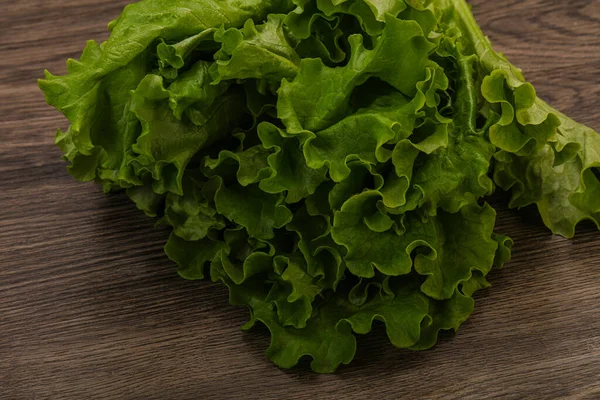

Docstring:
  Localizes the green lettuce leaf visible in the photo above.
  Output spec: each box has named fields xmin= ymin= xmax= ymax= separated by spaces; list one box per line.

xmin=42 ymin=0 xmax=600 ymax=374
xmin=446 ymin=0 xmax=600 ymax=237
xmin=130 ymin=74 xmax=246 ymax=195
xmin=277 ymin=15 xmax=435 ymax=133
xmin=211 ymin=14 xmax=301 ymax=85
xmin=258 ymin=122 xmax=328 ymax=203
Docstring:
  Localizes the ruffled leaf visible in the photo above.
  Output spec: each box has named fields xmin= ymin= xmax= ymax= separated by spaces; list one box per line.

xmin=258 ymin=122 xmax=328 ymax=203
xmin=212 ymin=15 xmax=301 ymax=84
xmin=130 ymin=74 xmax=245 ymax=195
xmin=210 ymin=177 xmax=293 ymax=240
xmin=413 ymin=203 xmax=498 ymax=300
xmin=157 ymin=29 xmax=216 ymax=80
xmin=278 ymin=16 xmax=435 ymax=132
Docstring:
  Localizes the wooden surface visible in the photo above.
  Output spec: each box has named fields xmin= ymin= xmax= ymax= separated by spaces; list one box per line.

xmin=1 ymin=1 xmax=599 ymax=399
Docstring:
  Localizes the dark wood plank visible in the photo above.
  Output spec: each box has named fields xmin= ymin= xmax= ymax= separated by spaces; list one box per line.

xmin=1 ymin=1 xmax=599 ymax=399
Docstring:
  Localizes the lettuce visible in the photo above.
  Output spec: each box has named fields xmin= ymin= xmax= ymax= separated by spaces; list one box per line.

xmin=40 ymin=0 xmax=598 ymax=372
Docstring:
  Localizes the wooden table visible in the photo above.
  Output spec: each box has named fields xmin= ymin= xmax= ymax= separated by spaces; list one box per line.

xmin=1 ymin=1 xmax=599 ymax=398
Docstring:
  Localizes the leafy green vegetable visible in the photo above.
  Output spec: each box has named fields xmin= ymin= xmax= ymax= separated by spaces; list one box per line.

xmin=40 ymin=0 xmax=598 ymax=372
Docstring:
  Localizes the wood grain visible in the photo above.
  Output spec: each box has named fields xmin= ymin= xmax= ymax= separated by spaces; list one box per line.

xmin=1 ymin=1 xmax=599 ymax=399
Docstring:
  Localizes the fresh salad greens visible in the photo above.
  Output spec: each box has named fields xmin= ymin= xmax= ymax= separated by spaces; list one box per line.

xmin=39 ymin=0 xmax=600 ymax=372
